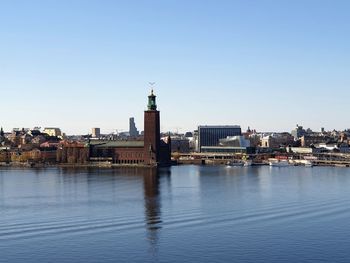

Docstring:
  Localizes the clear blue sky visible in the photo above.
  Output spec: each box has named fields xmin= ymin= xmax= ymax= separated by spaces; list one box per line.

xmin=1 ymin=0 xmax=349 ymax=135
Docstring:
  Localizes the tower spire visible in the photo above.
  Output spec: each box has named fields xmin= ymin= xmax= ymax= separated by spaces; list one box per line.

xmin=147 ymin=89 xmax=157 ymax=111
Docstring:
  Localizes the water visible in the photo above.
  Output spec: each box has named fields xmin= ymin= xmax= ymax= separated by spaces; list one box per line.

xmin=1 ymin=165 xmax=350 ymax=262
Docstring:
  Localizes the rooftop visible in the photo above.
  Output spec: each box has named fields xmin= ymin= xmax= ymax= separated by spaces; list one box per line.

xmin=198 ymin=125 xmax=241 ymax=129
xmin=90 ymin=140 xmax=144 ymax=148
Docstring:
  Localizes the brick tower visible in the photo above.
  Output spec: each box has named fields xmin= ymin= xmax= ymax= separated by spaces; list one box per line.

xmin=144 ymin=90 xmax=160 ymax=165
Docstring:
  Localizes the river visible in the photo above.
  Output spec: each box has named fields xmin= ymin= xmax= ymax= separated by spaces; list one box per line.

xmin=1 ymin=165 xmax=350 ymax=262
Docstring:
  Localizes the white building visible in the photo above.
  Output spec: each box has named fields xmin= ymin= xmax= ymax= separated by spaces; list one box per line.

xmin=92 ymin=128 xmax=101 ymax=138
xmin=219 ymin=136 xmax=250 ymax=147
xmin=43 ymin=128 xmax=62 ymax=137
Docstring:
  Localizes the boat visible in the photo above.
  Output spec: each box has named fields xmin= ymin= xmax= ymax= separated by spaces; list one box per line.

xmin=243 ymin=160 xmax=252 ymax=166
xmin=304 ymin=160 xmax=313 ymax=167
xmin=269 ymin=159 xmax=290 ymax=167
xmin=226 ymin=160 xmax=244 ymax=167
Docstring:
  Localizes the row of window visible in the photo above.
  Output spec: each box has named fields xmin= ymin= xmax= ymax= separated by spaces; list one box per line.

xmin=116 ymin=159 xmax=144 ymax=164
xmin=118 ymin=152 xmax=144 ymax=158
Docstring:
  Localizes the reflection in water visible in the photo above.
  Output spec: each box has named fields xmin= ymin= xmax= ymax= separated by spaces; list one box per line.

xmin=4 ymin=166 xmax=350 ymax=262
xmin=142 ymin=168 xmax=162 ymax=256
xmin=58 ymin=166 xmax=165 ymax=255
xmin=0 ymin=172 xmax=3 ymax=206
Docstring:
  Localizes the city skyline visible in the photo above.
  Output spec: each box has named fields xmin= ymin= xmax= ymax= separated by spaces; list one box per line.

xmin=1 ymin=1 xmax=350 ymax=134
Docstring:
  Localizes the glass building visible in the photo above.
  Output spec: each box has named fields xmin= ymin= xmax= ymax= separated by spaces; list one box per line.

xmin=198 ymin=125 xmax=241 ymax=152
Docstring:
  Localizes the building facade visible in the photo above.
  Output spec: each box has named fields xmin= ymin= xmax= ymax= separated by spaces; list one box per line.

xmin=57 ymin=90 xmax=171 ymax=166
xmin=170 ymin=137 xmax=190 ymax=153
xmin=43 ymin=128 xmax=62 ymax=138
xmin=198 ymin=125 xmax=241 ymax=152
xmin=291 ymin=125 xmax=306 ymax=140
xmin=260 ymin=133 xmax=294 ymax=148
xmin=92 ymin=128 xmax=101 ymax=138
xmin=301 ymin=134 xmax=328 ymax=147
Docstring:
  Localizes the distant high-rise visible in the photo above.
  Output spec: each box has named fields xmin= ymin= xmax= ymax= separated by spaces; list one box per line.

xmin=92 ymin=128 xmax=101 ymax=138
xmin=129 ymin=117 xmax=139 ymax=137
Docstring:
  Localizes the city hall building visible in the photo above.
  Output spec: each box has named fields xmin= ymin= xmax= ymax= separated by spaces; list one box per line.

xmin=57 ymin=91 xmax=171 ymax=166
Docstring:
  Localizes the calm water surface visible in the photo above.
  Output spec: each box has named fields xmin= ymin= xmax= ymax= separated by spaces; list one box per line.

xmin=1 ymin=165 xmax=350 ymax=262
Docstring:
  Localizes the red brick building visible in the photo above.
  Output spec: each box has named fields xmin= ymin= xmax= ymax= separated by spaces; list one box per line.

xmin=57 ymin=90 xmax=171 ymax=166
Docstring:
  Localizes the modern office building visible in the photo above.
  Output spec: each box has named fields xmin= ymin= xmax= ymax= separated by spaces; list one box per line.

xmin=198 ymin=125 xmax=241 ymax=152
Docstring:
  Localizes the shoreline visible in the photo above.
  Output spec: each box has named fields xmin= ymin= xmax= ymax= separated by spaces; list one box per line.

xmin=0 ymin=162 xmax=158 ymax=169
xmin=0 ymin=161 xmax=349 ymax=169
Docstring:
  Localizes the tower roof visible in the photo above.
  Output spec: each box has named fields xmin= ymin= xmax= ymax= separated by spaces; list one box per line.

xmin=147 ymin=89 xmax=157 ymax=110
